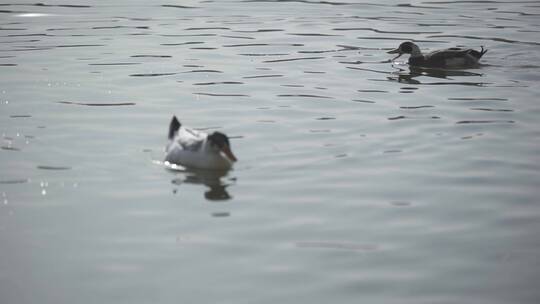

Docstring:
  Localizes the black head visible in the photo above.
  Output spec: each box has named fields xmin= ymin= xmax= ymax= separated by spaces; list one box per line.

xmin=207 ymin=132 xmax=230 ymax=149
xmin=388 ymin=41 xmax=415 ymax=55
xmin=207 ymin=131 xmax=237 ymax=162
xmin=388 ymin=41 xmax=420 ymax=60
xmin=398 ymin=41 xmax=415 ymax=54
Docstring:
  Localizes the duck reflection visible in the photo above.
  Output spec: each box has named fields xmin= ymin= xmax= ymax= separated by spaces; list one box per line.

xmin=169 ymin=166 xmax=235 ymax=201
xmin=389 ymin=65 xmax=484 ymax=85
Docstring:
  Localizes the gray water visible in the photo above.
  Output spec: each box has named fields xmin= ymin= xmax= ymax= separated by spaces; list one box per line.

xmin=1 ymin=1 xmax=540 ymax=303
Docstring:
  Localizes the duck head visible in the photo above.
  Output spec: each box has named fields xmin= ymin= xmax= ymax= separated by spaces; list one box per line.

xmin=388 ymin=41 xmax=422 ymax=60
xmin=207 ymin=132 xmax=237 ymax=162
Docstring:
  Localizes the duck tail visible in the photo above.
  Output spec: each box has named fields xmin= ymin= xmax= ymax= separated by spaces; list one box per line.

xmin=473 ymin=46 xmax=488 ymax=60
xmin=479 ymin=46 xmax=488 ymax=58
xmin=168 ymin=116 xmax=181 ymax=140
xmin=467 ymin=46 xmax=487 ymax=61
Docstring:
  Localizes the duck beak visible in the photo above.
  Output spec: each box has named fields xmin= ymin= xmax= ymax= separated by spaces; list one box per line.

xmin=221 ymin=145 xmax=237 ymax=162
xmin=388 ymin=48 xmax=402 ymax=61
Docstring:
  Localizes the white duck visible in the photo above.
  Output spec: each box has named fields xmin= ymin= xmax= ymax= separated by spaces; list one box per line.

xmin=165 ymin=116 xmax=237 ymax=170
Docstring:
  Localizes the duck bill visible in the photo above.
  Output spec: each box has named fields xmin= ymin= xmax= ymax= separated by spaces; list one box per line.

xmin=221 ymin=146 xmax=237 ymax=162
xmin=387 ymin=48 xmax=402 ymax=60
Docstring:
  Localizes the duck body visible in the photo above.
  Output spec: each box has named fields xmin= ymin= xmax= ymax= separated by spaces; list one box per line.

xmin=388 ymin=42 xmax=487 ymax=68
xmin=165 ymin=116 xmax=237 ymax=170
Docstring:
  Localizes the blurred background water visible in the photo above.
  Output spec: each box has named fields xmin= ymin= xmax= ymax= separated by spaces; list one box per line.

xmin=1 ymin=1 xmax=540 ymax=303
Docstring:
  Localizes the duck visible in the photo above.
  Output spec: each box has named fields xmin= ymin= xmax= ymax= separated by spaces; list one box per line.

xmin=388 ymin=41 xmax=487 ymax=68
xmin=165 ymin=116 xmax=237 ymax=170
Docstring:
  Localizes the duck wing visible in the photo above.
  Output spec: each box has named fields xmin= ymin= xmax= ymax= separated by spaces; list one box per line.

xmin=175 ymin=127 xmax=205 ymax=152
xmin=426 ymin=48 xmax=472 ymax=61
xmin=422 ymin=48 xmax=482 ymax=67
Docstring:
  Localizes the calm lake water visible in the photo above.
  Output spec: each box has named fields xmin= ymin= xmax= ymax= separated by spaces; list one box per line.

xmin=1 ymin=1 xmax=540 ymax=303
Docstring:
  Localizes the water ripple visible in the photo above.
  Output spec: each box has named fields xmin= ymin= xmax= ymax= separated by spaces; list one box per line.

xmin=92 ymin=26 xmax=149 ymax=30
xmin=161 ymin=4 xmax=198 ymax=9
xmin=428 ymin=34 xmax=540 ymax=46
xmin=194 ymin=93 xmax=249 ymax=97
xmin=129 ymin=72 xmax=177 ymax=77
xmin=1 ymin=146 xmax=20 ymax=151
xmin=242 ymin=0 xmax=353 ymax=5
xmin=400 ymin=105 xmax=435 ymax=109
xmin=287 ymin=33 xmax=341 ymax=36
xmin=131 ymin=55 xmax=172 ymax=58
xmin=37 ymin=165 xmax=71 ymax=170
xmin=160 ymin=41 xmax=205 ymax=46
xmin=263 ymin=56 xmax=325 ymax=63
xmin=224 ymin=43 xmax=271 ymax=48
xmin=89 ymin=62 xmax=140 ymax=66
xmin=388 ymin=115 xmax=440 ymax=120
xmin=18 ymin=3 xmax=91 ymax=8
xmin=58 ymin=101 xmax=136 ymax=106
xmin=358 ymin=89 xmax=388 ymax=93
xmin=2 ymin=4 xmax=540 ymax=303
xmin=193 ymin=81 xmax=244 ymax=86
xmin=332 ymin=27 xmax=442 ymax=34
xmin=56 ymin=44 xmax=106 ymax=48
xmin=0 ymin=179 xmax=29 ymax=184
xmin=352 ymin=99 xmax=376 ymax=104
xmin=239 ymin=53 xmax=290 ymax=56
xmin=448 ymin=97 xmax=508 ymax=101
xmin=221 ymin=35 xmax=255 ymax=40
xmin=183 ymin=69 xmax=223 ymax=73
xmin=456 ymin=120 xmax=515 ymax=124
xmin=185 ymin=27 xmax=230 ymax=31
xmin=233 ymin=29 xmax=284 ymax=33
xmin=470 ymin=108 xmax=513 ymax=112
xmin=243 ymin=74 xmax=283 ymax=79
xmin=278 ymin=94 xmax=333 ymax=99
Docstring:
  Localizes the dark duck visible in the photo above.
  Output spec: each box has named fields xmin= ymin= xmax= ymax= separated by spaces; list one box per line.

xmin=388 ymin=41 xmax=487 ymax=68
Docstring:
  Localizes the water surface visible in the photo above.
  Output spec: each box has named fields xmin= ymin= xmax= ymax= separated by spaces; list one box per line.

xmin=1 ymin=1 xmax=540 ymax=303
